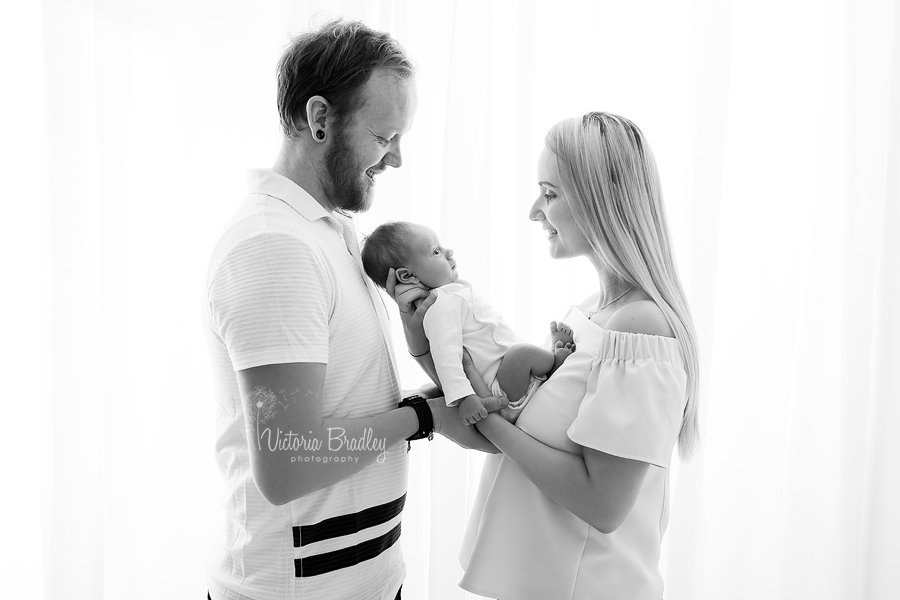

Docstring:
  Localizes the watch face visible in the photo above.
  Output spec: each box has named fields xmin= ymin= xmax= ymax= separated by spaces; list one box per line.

xmin=401 ymin=394 xmax=425 ymax=404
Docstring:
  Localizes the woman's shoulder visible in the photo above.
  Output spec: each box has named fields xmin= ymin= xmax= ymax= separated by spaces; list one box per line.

xmin=605 ymin=299 xmax=675 ymax=339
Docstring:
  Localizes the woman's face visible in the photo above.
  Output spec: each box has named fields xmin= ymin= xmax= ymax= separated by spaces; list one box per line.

xmin=529 ymin=146 xmax=592 ymax=260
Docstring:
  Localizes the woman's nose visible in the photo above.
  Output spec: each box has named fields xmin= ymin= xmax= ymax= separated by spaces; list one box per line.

xmin=528 ymin=197 xmax=543 ymax=221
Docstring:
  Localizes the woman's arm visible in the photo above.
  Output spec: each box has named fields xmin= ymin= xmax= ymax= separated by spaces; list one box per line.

xmin=475 ymin=300 xmax=676 ymax=533
xmin=475 ymin=414 xmax=648 ymax=533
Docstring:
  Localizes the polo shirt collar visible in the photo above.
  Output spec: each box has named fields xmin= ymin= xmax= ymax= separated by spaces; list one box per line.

xmin=247 ymin=168 xmax=331 ymax=223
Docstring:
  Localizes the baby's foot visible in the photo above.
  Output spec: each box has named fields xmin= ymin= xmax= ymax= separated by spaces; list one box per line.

xmin=550 ymin=321 xmax=574 ymax=347
xmin=552 ymin=341 xmax=575 ymax=372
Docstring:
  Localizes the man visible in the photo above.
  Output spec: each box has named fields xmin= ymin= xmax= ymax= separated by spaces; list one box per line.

xmin=203 ymin=20 xmax=501 ymax=600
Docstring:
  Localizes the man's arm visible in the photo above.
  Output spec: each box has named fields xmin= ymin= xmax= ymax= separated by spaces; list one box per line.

xmin=239 ymin=362 xmax=501 ymax=506
xmin=385 ymin=269 xmax=442 ymax=384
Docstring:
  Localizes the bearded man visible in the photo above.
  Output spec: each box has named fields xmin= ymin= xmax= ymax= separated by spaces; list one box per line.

xmin=203 ymin=19 xmax=500 ymax=600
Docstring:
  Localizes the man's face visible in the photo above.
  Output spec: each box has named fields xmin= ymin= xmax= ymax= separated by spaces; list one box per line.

xmin=323 ymin=69 xmax=418 ymax=212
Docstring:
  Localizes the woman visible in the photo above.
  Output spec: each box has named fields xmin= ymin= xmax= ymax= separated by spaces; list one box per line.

xmin=394 ymin=112 xmax=698 ymax=599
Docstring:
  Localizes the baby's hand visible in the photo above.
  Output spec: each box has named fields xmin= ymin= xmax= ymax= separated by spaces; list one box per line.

xmin=458 ymin=395 xmax=488 ymax=425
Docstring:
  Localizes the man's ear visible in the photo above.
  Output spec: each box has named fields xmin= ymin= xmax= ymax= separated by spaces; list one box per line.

xmin=306 ymin=95 xmax=330 ymax=142
xmin=395 ymin=268 xmax=418 ymax=284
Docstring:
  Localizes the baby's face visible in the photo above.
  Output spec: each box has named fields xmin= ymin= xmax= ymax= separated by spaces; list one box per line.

xmin=404 ymin=225 xmax=458 ymax=288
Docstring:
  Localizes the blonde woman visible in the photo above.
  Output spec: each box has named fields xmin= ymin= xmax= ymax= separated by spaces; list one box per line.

xmin=391 ymin=112 xmax=698 ymax=599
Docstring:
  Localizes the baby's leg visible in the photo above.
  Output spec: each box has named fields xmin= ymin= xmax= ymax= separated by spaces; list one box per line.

xmin=496 ymin=343 xmax=556 ymax=403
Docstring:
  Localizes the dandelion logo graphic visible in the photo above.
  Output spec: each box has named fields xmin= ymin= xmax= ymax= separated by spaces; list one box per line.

xmin=246 ymin=387 xmax=291 ymax=450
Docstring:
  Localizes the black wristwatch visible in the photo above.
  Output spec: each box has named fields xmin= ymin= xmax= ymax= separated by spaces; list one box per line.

xmin=398 ymin=394 xmax=434 ymax=451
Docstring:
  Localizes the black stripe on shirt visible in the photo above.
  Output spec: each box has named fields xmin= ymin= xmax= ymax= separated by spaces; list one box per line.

xmin=293 ymin=493 xmax=406 ymax=547
xmin=294 ymin=522 xmax=402 ymax=578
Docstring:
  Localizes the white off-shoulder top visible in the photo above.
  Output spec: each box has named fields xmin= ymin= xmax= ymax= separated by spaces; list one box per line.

xmin=459 ymin=305 xmax=687 ymax=600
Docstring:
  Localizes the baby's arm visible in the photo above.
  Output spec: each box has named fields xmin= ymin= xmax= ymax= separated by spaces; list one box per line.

xmin=423 ymin=293 xmax=483 ymax=414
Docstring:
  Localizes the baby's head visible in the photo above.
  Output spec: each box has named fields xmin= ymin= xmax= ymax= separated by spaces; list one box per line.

xmin=362 ymin=221 xmax=458 ymax=290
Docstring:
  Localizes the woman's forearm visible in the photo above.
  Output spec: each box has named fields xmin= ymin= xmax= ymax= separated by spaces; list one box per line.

xmin=476 ymin=414 xmax=605 ymax=529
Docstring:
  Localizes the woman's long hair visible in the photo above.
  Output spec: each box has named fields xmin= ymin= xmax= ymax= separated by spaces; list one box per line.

xmin=546 ymin=112 xmax=700 ymax=459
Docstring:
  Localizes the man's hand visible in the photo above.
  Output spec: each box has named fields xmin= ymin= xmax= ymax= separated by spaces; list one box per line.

xmin=385 ymin=268 xmax=430 ymax=314
xmin=428 ymin=397 xmax=507 ymax=453
xmin=385 ymin=268 xmax=435 ymax=359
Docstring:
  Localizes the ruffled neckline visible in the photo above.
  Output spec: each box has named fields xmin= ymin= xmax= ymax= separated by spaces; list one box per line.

xmin=567 ymin=306 xmax=684 ymax=367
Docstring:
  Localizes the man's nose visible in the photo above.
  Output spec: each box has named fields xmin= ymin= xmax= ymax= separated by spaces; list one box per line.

xmin=384 ymin=140 xmax=403 ymax=168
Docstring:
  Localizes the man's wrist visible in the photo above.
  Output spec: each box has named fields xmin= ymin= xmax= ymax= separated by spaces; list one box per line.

xmin=398 ymin=394 xmax=435 ymax=443
xmin=414 ymin=383 xmax=442 ymax=400
xmin=426 ymin=398 xmax=443 ymax=435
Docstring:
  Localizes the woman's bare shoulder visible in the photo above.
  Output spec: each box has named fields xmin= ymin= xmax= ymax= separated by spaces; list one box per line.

xmin=605 ymin=299 xmax=675 ymax=338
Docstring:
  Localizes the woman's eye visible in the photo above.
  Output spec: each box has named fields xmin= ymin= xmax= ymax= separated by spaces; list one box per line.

xmin=543 ymin=192 xmax=557 ymax=201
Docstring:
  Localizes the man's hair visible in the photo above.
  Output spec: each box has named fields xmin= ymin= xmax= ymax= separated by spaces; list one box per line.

xmin=276 ymin=19 xmax=415 ymax=136
xmin=361 ymin=221 xmax=416 ymax=289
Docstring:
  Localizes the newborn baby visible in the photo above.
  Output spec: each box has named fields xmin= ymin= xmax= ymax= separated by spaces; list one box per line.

xmin=362 ymin=221 xmax=573 ymax=424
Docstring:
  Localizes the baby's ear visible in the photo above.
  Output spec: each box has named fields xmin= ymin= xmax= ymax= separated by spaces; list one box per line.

xmin=395 ymin=268 xmax=418 ymax=284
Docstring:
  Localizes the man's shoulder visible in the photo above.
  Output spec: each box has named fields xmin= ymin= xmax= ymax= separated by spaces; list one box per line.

xmin=213 ymin=192 xmax=335 ymax=253
xmin=206 ymin=210 xmax=333 ymax=287
xmin=233 ymin=192 xmax=326 ymax=237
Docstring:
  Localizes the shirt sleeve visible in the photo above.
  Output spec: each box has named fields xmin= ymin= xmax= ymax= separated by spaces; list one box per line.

xmin=566 ymin=330 xmax=688 ymax=468
xmin=423 ymin=291 xmax=476 ymax=405
xmin=208 ymin=232 xmax=334 ymax=372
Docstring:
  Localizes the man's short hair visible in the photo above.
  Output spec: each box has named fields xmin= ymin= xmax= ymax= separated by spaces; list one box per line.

xmin=361 ymin=221 xmax=415 ymax=289
xmin=276 ymin=19 xmax=415 ymax=136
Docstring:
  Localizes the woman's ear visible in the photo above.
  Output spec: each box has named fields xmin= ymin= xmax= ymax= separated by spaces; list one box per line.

xmin=395 ymin=268 xmax=418 ymax=284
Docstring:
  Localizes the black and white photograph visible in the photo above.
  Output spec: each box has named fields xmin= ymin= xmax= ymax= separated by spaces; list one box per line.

xmin=2 ymin=0 xmax=898 ymax=599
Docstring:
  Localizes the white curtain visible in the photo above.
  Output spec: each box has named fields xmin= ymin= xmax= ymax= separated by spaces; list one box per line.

xmin=3 ymin=0 xmax=898 ymax=598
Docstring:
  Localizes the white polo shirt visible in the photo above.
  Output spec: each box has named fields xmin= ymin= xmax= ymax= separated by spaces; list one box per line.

xmin=203 ymin=169 xmax=407 ymax=600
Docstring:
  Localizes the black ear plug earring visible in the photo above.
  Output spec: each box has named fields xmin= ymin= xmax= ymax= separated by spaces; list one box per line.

xmin=316 ymin=130 xmax=325 ymax=140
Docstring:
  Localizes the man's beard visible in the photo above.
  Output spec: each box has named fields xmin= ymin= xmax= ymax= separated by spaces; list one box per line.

xmin=323 ymin=125 xmax=372 ymax=213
